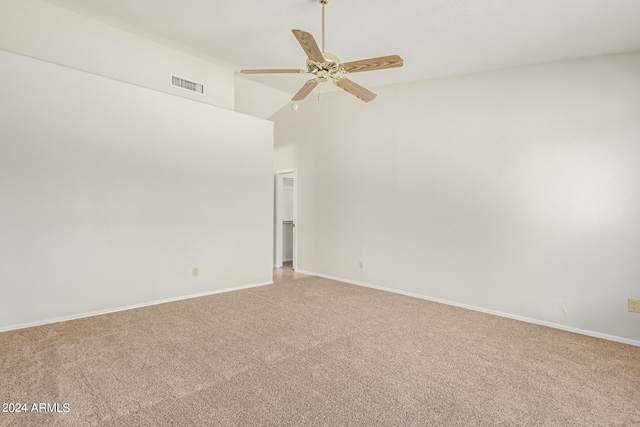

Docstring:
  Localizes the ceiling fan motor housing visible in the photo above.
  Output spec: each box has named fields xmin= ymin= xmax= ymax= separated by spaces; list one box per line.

xmin=307 ymin=53 xmax=342 ymax=82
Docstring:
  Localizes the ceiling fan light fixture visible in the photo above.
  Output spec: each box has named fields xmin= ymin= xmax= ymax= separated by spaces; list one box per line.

xmin=239 ymin=0 xmax=403 ymax=102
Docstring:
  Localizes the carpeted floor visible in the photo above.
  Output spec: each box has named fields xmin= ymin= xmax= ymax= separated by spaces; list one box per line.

xmin=1 ymin=276 xmax=639 ymax=426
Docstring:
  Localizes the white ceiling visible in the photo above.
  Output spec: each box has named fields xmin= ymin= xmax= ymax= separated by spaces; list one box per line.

xmin=42 ymin=0 xmax=640 ymax=96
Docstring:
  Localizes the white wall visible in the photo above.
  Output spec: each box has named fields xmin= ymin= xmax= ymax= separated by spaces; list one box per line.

xmin=272 ymin=52 xmax=640 ymax=343
xmin=0 ymin=0 xmax=234 ymax=110
xmin=0 ymin=50 xmax=273 ymax=330
xmin=235 ymin=76 xmax=293 ymax=120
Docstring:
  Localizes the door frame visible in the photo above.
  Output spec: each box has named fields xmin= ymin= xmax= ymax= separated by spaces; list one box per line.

xmin=274 ymin=169 xmax=297 ymax=269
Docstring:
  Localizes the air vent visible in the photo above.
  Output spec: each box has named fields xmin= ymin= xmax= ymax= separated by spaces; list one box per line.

xmin=171 ymin=75 xmax=204 ymax=94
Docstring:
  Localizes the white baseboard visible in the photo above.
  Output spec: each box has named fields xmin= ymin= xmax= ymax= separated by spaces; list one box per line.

xmin=0 ymin=281 xmax=273 ymax=333
xmin=296 ymin=270 xmax=640 ymax=348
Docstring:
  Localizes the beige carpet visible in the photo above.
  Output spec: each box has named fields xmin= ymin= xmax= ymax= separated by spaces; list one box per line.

xmin=1 ymin=276 xmax=639 ymax=426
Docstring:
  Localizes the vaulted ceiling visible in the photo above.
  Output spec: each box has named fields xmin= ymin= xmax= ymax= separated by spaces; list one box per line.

xmin=43 ymin=0 xmax=640 ymax=96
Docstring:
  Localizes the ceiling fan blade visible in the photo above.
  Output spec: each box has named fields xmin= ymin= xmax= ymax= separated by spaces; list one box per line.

xmin=292 ymin=29 xmax=325 ymax=63
xmin=334 ymin=78 xmax=377 ymax=102
xmin=240 ymin=69 xmax=304 ymax=74
xmin=341 ymin=55 xmax=404 ymax=74
xmin=292 ymin=79 xmax=319 ymax=101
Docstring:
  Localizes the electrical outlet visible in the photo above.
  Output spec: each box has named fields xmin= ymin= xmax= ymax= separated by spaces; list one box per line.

xmin=629 ymin=299 xmax=640 ymax=313
xmin=192 ymin=267 xmax=199 ymax=278
xmin=359 ymin=260 xmax=364 ymax=269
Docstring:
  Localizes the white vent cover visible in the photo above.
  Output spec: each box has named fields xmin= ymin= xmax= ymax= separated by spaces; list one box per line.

xmin=171 ymin=75 xmax=204 ymax=94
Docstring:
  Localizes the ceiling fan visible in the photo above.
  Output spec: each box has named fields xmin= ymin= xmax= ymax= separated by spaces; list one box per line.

xmin=240 ymin=0 xmax=403 ymax=102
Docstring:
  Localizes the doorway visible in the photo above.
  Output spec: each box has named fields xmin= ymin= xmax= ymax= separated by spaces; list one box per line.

xmin=274 ymin=169 xmax=297 ymax=270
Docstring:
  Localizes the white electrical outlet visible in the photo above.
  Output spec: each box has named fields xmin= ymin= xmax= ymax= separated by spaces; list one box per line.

xmin=359 ymin=260 xmax=364 ymax=269
xmin=629 ymin=299 xmax=640 ymax=313
xmin=192 ymin=267 xmax=199 ymax=278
